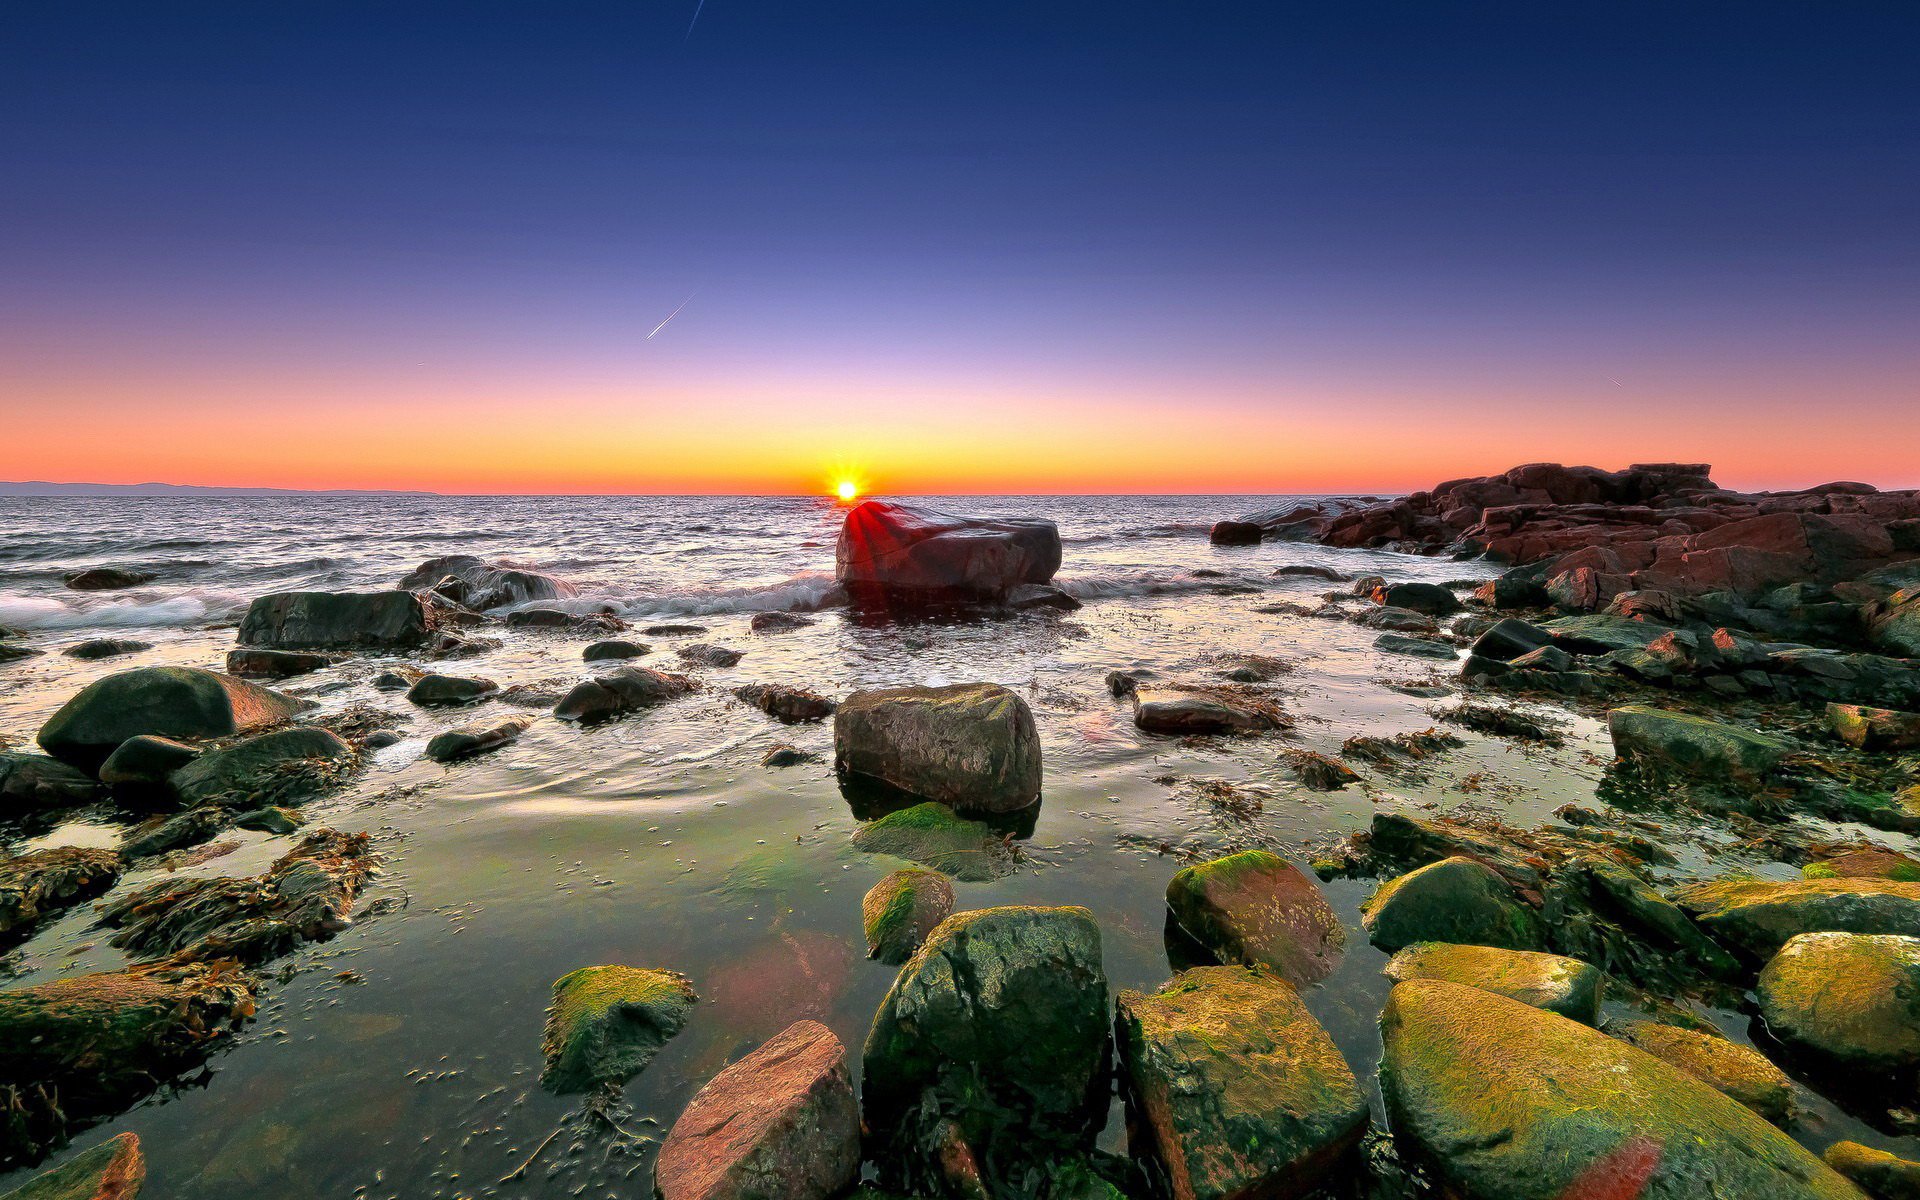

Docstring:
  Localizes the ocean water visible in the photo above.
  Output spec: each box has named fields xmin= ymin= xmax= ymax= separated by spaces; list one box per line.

xmin=0 ymin=495 xmax=1868 ymax=1197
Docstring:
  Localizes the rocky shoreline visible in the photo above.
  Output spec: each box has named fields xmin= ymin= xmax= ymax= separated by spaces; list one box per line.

xmin=2 ymin=479 xmax=1919 ymax=1198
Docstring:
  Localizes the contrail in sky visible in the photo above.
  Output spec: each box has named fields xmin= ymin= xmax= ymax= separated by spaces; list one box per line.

xmin=648 ymin=293 xmax=696 ymax=339
xmin=684 ymin=0 xmax=707 ymax=42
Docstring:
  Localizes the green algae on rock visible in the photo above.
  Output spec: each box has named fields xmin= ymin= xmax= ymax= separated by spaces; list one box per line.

xmin=1606 ymin=704 xmax=1790 ymax=784
xmin=861 ymin=868 xmax=954 ymax=964
xmin=1164 ymin=849 xmax=1346 ymax=987
xmin=1116 ymin=965 xmax=1367 ymax=1200
xmin=1379 ymin=979 xmax=1861 ymax=1200
xmin=1757 ymin=932 xmax=1920 ymax=1073
xmin=834 ymin=682 xmax=1041 ymax=815
xmin=539 ymin=965 xmax=696 ymax=1094
xmin=1605 ymin=1019 xmax=1794 ymax=1123
xmin=1383 ymin=942 xmax=1601 ymax=1023
xmin=1360 ymin=856 xmax=1543 ymax=953
xmin=850 ymin=802 xmax=1010 ymax=882
xmin=0 ymin=1131 xmax=145 ymax=1200
xmin=168 ymin=726 xmax=355 ymax=807
xmin=1823 ymin=1141 xmax=1920 ymax=1200
xmin=1827 ymin=702 xmax=1920 ymax=752
xmin=35 ymin=666 xmax=306 ymax=772
xmin=1672 ymin=877 xmax=1920 ymax=959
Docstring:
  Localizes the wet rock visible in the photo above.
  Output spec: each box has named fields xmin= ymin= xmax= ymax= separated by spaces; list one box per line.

xmin=1468 ymin=617 xmax=1555 ymax=662
xmin=1807 ymin=849 xmax=1920 ymax=882
xmin=371 ymin=668 xmax=422 ymax=691
xmin=1132 ymin=689 xmax=1280 ymax=736
xmin=1606 ymin=1020 xmax=1793 ymax=1123
xmin=1164 ymin=850 xmax=1345 ymax=987
xmin=1209 ymin=520 xmax=1263 ymax=545
xmin=404 ymin=673 xmax=498 ymax=706
xmin=1380 ymin=979 xmax=1859 ymax=1200
xmin=1116 ymin=964 xmax=1367 ymax=1200
xmin=735 ymin=683 xmax=835 ymax=723
xmin=837 ymin=500 xmax=1062 ymax=607
xmin=1361 ymin=857 xmax=1543 ymax=953
xmin=233 ymin=806 xmax=304 ymax=835
xmin=1354 ymin=606 xmax=1437 ymax=633
xmin=655 ymin=1019 xmax=860 ymax=1200
xmin=1281 ymin=749 xmax=1359 ymax=791
xmin=62 ymin=568 xmax=154 ymax=591
xmin=99 ymin=829 xmax=377 ymax=964
xmin=168 ymin=726 xmax=354 ymax=807
xmin=1672 ymin=877 xmax=1920 ymax=959
xmin=0 ymin=644 xmax=41 ymax=665
xmin=749 ymin=611 xmax=815 ymax=634
xmin=1436 ymin=701 xmax=1562 ymax=744
xmin=1828 ymin=703 xmax=1920 ymax=752
xmin=62 ymin=639 xmax=151 ymax=661
xmin=861 ymin=906 xmax=1109 ymax=1193
xmin=224 ymin=648 xmax=336 ymax=679
xmin=1273 ymin=564 xmax=1350 ymax=582
xmin=1005 ymin=583 xmax=1082 ymax=610
xmin=644 ymin=623 xmax=708 ymax=636
xmin=396 ymin=555 xmax=576 ymax=610
xmin=761 ymin=744 xmax=817 ymax=768
xmin=552 ymin=666 xmax=696 ymax=723
xmin=677 ymin=643 xmax=744 ymax=668
xmin=1607 ymin=705 xmax=1790 ymax=784
xmin=121 ymin=807 xmax=229 ymax=859
xmin=36 ymin=667 xmax=305 ymax=771
xmin=505 ymin=607 xmax=627 ymax=633
xmin=1383 ymin=943 xmax=1601 ymax=1023
xmin=1339 ymin=728 xmax=1462 ymax=766
xmin=238 ymin=589 xmax=436 ymax=650
xmin=0 ymin=1130 xmax=146 ymax=1199
xmin=862 ymin=869 xmax=954 ymax=964
xmin=835 ymin=683 xmax=1041 ymax=814
xmin=1371 ymin=581 xmax=1460 ymax=615
xmin=425 ymin=717 xmax=529 ymax=763
xmin=851 ymin=803 xmax=1009 ymax=882
xmin=0 ymin=848 xmax=122 ymax=945
xmin=582 ymin=638 xmax=648 ymax=661
xmin=539 ymin=965 xmax=696 ymax=1094
xmin=0 ymin=753 xmax=101 ymax=810
xmin=1758 ymin=932 xmax=1920 ymax=1073
xmin=1373 ymin=632 xmax=1457 ymax=660
xmin=361 ymin=729 xmax=402 ymax=749
xmin=1823 ymin=1141 xmax=1920 ymax=1200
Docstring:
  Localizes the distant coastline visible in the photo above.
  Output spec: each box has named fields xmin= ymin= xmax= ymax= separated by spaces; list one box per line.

xmin=0 ymin=481 xmax=440 ymax=498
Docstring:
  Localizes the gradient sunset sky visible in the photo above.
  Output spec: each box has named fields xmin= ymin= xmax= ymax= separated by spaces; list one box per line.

xmin=3 ymin=2 xmax=1916 ymax=495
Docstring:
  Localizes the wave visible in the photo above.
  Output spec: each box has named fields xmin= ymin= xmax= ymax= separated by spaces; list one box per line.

xmin=0 ymin=588 xmax=250 ymax=630
xmin=1055 ymin=568 xmax=1273 ymax=601
xmin=1060 ymin=522 xmax=1211 ymax=545
xmin=495 ymin=571 xmax=846 ymax=620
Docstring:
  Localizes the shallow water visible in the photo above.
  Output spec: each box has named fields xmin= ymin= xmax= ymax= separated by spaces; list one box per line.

xmin=0 ymin=495 xmax=1908 ymax=1196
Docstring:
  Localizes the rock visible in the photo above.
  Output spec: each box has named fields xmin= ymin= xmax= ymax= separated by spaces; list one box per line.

xmin=552 ymin=667 xmax=696 ymax=723
xmin=99 ymin=829 xmax=376 ymax=964
xmin=1005 ymin=583 xmax=1081 ymax=610
xmin=1281 ymin=750 xmax=1360 ymax=791
xmin=1354 ymin=606 xmax=1437 ymax=633
xmin=1828 ymin=703 xmax=1920 ymax=752
xmin=94 ymin=736 xmax=197 ymax=789
xmin=1807 ymin=849 xmax=1920 ymax=882
xmin=1116 ymin=965 xmax=1367 ymax=1200
xmin=1384 ymin=943 xmax=1601 ymax=1023
xmin=645 ymin=623 xmax=708 ymax=636
xmin=395 ymin=555 xmax=576 ymax=610
xmin=735 ymin=683 xmax=835 ymax=723
xmin=1132 ymin=690 xmax=1278 ymax=736
xmin=1607 ymin=705 xmax=1790 ymax=784
xmin=0 ymin=1130 xmax=146 ymax=1199
xmin=120 ymin=807 xmax=228 ymax=859
xmin=837 ymin=500 xmax=1063 ymax=607
xmin=1606 ymin=1020 xmax=1793 ymax=1123
xmin=62 ymin=568 xmax=154 ymax=591
xmin=405 ymin=673 xmax=498 ymax=706
xmin=0 ymin=644 xmax=42 ymax=665
xmin=61 ymin=639 xmax=150 ymax=661
xmin=834 ymin=683 xmax=1041 ymax=815
xmin=761 ymin=744 xmax=817 ymax=768
xmin=1468 ymin=618 xmax=1556 ymax=662
xmin=36 ymin=667 xmax=305 ymax=772
xmin=1371 ymin=581 xmax=1460 ymax=615
xmin=1208 ymin=520 xmax=1263 ymax=545
xmin=582 ymin=639 xmax=648 ymax=661
xmin=224 ymin=648 xmax=336 ymax=679
xmin=1361 ymin=857 xmax=1543 ymax=953
xmin=1273 ymin=564 xmax=1350 ymax=582
xmin=233 ymin=806 xmax=305 ymax=835
xmin=168 ymin=726 xmax=354 ymax=806
xmin=237 ymin=589 xmax=436 ymax=650
xmin=1380 ymin=979 xmax=1860 ymax=1200
xmin=1823 ymin=1142 xmax=1920 ymax=1200
xmin=372 ymin=668 xmax=422 ymax=691
xmin=851 ymin=803 xmax=1008 ymax=882
xmin=655 ymin=1019 xmax=860 ymax=1200
xmin=1757 ymin=932 xmax=1920 ymax=1073
xmin=1164 ymin=850 xmax=1345 ymax=987
xmin=0 ymin=848 xmax=122 ymax=945
xmin=861 ymin=907 xmax=1109 ymax=1192
xmin=677 ymin=643 xmax=744 ymax=668
xmin=425 ymin=718 xmax=529 ymax=763
xmin=0 ymin=753 xmax=101 ymax=810
xmin=0 ymin=961 xmax=255 ymax=1166
xmin=1373 ymin=632 xmax=1457 ymax=660
xmin=862 ymin=869 xmax=955 ymax=964
xmin=539 ymin=965 xmax=696 ymax=1094
xmin=1672 ymin=877 xmax=1920 ymax=959
xmin=750 ymin=611 xmax=815 ymax=633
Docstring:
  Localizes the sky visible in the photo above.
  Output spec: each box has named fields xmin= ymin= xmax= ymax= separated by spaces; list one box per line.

xmin=2 ymin=1 xmax=1916 ymax=495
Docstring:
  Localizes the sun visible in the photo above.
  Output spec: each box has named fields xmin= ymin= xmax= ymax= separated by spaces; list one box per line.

xmin=835 ymin=479 xmax=860 ymax=503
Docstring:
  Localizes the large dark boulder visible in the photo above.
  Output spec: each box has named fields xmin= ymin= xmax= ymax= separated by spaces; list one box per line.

xmin=396 ymin=555 xmax=576 ymax=610
xmin=36 ymin=667 xmax=304 ymax=771
xmin=1208 ymin=520 xmax=1262 ymax=546
xmin=237 ymin=590 xmax=436 ymax=650
xmin=834 ymin=683 xmax=1041 ymax=815
xmin=836 ymin=501 xmax=1061 ymax=607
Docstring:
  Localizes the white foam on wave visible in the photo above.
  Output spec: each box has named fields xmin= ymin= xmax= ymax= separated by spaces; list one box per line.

xmin=1055 ymin=569 xmax=1273 ymax=601
xmin=615 ymin=572 xmax=844 ymax=619
xmin=0 ymin=588 xmax=249 ymax=631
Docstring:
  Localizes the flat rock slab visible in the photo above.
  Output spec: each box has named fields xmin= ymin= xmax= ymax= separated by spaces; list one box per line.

xmin=168 ymin=726 xmax=354 ymax=806
xmin=1607 ymin=705 xmax=1789 ymax=784
xmin=1671 ymin=877 xmax=1920 ymax=959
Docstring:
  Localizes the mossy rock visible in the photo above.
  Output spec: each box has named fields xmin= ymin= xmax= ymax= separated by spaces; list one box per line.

xmin=851 ymin=802 xmax=1009 ymax=882
xmin=36 ymin=667 xmax=304 ymax=771
xmin=1606 ymin=705 xmax=1789 ymax=785
xmin=834 ymin=683 xmax=1041 ymax=815
xmin=1116 ymin=964 xmax=1366 ymax=1200
xmin=1606 ymin=1020 xmax=1794 ymax=1123
xmin=1823 ymin=1141 xmax=1920 ymax=1200
xmin=1383 ymin=943 xmax=1600 ymax=1024
xmin=0 ymin=1131 xmax=145 ymax=1199
xmin=1360 ymin=857 xmax=1543 ymax=953
xmin=1804 ymin=849 xmax=1920 ymax=883
xmin=168 ymin=726 xmax=354 ymax=806
xmin=862 ymin=869 xmax=955 ymax=965
xmin=539 ymin=965 xmax=696 ymax=1094
xmin=1671 ymin=877 xmax=1920 ymax=959
xmin=1164 ymin=850 xmax=1345 ymax=987
xmin=1757 ymin=932 xmax=1920 ymax=1073
xmin=1380 ymin=979 xmax=1861 ymax=1199
xmin=1827 ymin=703 xmax=1920 ymax=752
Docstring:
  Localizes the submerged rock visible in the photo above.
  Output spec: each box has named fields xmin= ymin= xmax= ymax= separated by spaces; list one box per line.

xmin=1607 ymin=705 xmax=1790 ymax=784
xmin=404 ymin=673 xmax=498 ymax=706
xmin=1380 ymin=979 xmax=1860 ymax=1200
xmin=1605 ymin=1020 xmax=1794 ymax=1123
xmin=61 ymin=638 xmax=150 ymax=661
xmin=1384 ymin=943 xmax=1601 ymax=1024
xmin=36 ymin=667 xmax=304 ymax=771
xmin=655 ymin=1019 xmax=860 ymax=1200
xmin=1671 ymin=877 xmax=1920 ymax=959
xmin=0 ymin=753 xmax=101 ymax=810
xmin=735 ymin=683 xmax=836 ymax=723
xmin=120 ymin=807 xmax=228 ymax=860
xmin=0 ymin=848 xmax=122 ymax=945
xmin=1823 ymin=1141 xmax=1920 ymax=1200
xmin=424 ymin=718 xmax=529 ymax=763
xmin=1757 ymin=932 xmax=1920 ymax=1074
xmin=237 ymin=589 xmax=436 ymax=650
xmin=862 ymin=869 xmax=954 ymax=964
xmin=552 ymin=667 xmax=697 ymax=723
xmin=1373 ymin=632 xmax=1457 ymax=660
xmin=761 ymin=743 xmax=817 ymax=768
xmin=850 ymin=803 xmax=1009 ymax=882
xmin=1164 ymin=850 xmax=1345 ymax=987
xmin=750 ymin=611 xmax=815 ymax=633
xmin=224 ymin=648 xmax=337 ymax=679
xmin=861 ymin=906 xmax=1109 ymax=1193
xmin=62 ymin=568 xmax=154 ymax=591
xmin=1361 ymin=857 xmax=1543 ymax=953
xmin=168 ymin=726 xmax=354 ymax=807
xmin=1116 ymin=965 xmax=1367 ymax=1200
xmin=837 ymin=500 xmax=1063 ymax=607
xmin=0 ymin=1130 xmax=146 ymax=1199
xmin=835 ymin=683 xmax=1041 ymax=815
xmin=539 ymin=965 xmax=696 ymax=1094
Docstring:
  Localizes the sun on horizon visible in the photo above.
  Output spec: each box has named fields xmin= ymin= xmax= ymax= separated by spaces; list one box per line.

xmin=835 ymin=479 xmax=861 ymax=503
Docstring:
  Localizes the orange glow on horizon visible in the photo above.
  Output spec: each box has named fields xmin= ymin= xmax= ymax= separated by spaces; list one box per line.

xmin=836 ymin=479 xmax=860 ymax=502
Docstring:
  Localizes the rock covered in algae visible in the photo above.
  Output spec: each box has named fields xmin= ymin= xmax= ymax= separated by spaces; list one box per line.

xmin=1823 ymin=1141 xmax=1920 ymax=1200
xmin=834 ymin=682 xmax=1041 ymax=815
xmin=1606 ymin=704 xmax=1790 ymax=784
xmin=167 ymin=726 xmax=354 ymax=807
xmin=539 ymin=965 xmax=696 ymax=1094
xmin=1383 ymin=942 xmax=1601 ymax=1023
xmin=1757 ymin=932 xmax=1920 ymax=1073
xmin=1671 ymin=876 xmax=1920 ymax=959
xmin=850 ymin=802 xmax=1009 ymax=882
xmin=0 ymin=848 xmax=122 ymax=945
xmin=1164 ymin=849 xmax=1345 ymax=987
xmin=36 ymin=667 xmax=305 ymax=771
xmin=1379 ymin=979 xmax=1860 ymax=1199
xmin=861 ymin=869 xmax=954 ymax=964
xmin=1605 ymin=1019 xmax=1794 ymax=1123
xmin=0 ymin=1131 xmax=145 ymax=1200
xmin=1115 ymin=964 xmax=1366 ymax=1200
xmin=1360 ymin=856 xmax=1543 ymax=953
